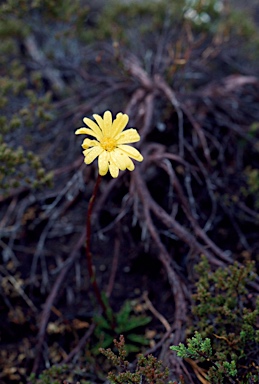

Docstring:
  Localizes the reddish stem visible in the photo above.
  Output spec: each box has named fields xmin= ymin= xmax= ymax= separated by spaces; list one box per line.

xmin=86 ymin=173 xmax=107 ymax=314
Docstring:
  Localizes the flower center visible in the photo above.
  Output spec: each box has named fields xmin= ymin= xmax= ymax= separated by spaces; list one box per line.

xmin=100 ymin=137 xmax=117 ymax=152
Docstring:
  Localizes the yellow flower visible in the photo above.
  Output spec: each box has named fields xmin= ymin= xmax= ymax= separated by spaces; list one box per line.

xmin=75 ymin=110 xmax=143 ymax=178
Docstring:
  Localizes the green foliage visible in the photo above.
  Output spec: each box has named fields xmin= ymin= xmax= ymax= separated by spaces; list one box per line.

xmin=0 ymin=0 xmax=91 ymax=195
xmin=29 ymin=365 xmax=70 ymax=384
xmin=171 ymin=333 xmax=238 ymax=383
xmin=0 ymin=1 xmax=61 ymax=193
xmin=171 ymin=257 xmax=259 ymax=383
xmin=0 ymin=61 xmax=54 ymax=194
xmin=0 ymin=141 xmax=53 ymax=191
xmin=183 ymin=0 xmax=224 ymax=31
xmin=89 ymin=0 xmax=227 ymax=45
xmin=171 ymin=331 xmax=213 ymax=360
xmin=28 ymin=364 xmax=91 ymax=384
xmin=80 ymin=0 xmax=185 ymax=45
xmin=0 ymin=0 xmax=84 ymax=21
xmin=93 ymin=297 xmax=151 ymax=355
xmin=100 ymin=335 xmax=176 ymax=384
xmin=223 ymin=8 xmax=257 ymax=39
xmin=241 ymin=166 xmax=259 ymax=210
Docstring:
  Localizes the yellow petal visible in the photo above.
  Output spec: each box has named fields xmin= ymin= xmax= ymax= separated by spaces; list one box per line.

xmin=82 ymin=138 xmax=99 ymax=149
xmin=83 ymin=146 xmax=103 ymax=164
xmin=83 ymin=117 xmax=103 ymax=140
xmin=122 ymin=152 xmax=135 ymax=171
xmin=75 ymin=127 xmax=91 ymax=135
xmin=93 ymin=114 xmax=104 ymax=131
xmin=116 ymin=129 xmax=140 ymax=144
xmin=103 ymin=110 xmax=113 ymax=137
xmin=98 ymin=151 xmax=109 ymax=176
xmin=116 ymin=149 xmax=135 ymax=171
xmin=125 ymin=157 xmax=135 ymax=171
xmin=112 ymin=113 xmax=129 ymax=137
xmin=109 ymin=161 xmax=119 ymax=178
xmin=118 ymin=145 xmax=143 ymax=162
xmin=75 ymin=127 xmax=100 ymax=140
xmin=110 ymin=149 xmax=127 ymax=171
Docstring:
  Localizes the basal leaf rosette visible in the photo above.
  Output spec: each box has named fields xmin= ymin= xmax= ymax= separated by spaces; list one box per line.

xmin=75 ymin=110 xmax=143 ymax=178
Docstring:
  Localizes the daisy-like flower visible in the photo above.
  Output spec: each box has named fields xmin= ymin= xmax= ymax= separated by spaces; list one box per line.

xmin=75 ymin=110 xmax=143 ymax=178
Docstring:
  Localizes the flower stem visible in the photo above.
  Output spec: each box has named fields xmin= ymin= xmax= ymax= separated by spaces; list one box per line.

xmin=86 ymin=173 xmax=108 ymax=315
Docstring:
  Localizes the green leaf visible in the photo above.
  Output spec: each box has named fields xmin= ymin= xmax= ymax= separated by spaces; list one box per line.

xmin=126 ymin=333 xmax=150 ymax=345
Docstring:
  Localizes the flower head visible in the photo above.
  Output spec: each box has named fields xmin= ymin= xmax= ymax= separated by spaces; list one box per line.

xmin=75 ymin=110 xmax=143 ymax=178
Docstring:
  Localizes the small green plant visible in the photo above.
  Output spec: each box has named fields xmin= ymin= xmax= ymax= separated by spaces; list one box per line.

xmin=100 ymin=334 xmax=178 ymax=384
xmin=94 ymin=298 xmax=151 ymax=354
xmin=171 ymin=332 xmax=238 ymax=383
xmin=171 ymin=257 xmax=259 ymax=383
xmin=28 ymin=365 xmax=92 ymax=384
xmin=0 ymin=141 xmax=53 ymax=192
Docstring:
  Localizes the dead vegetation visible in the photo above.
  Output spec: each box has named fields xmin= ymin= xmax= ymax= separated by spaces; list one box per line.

xmin=0 ymin=0 xmax=259 ymax=383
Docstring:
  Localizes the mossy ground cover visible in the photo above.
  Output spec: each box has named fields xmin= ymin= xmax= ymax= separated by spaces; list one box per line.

xmin=0 ymin=0 xmax=259 ymax=383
